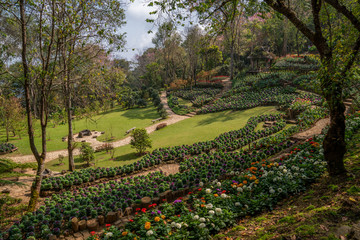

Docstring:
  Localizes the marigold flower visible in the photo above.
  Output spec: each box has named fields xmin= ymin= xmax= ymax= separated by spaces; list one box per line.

xmin=161 ymin=215 xmax=166 ymax=219
xmin=243 ymin=180 xmax=247 ymax=184
xmin=201 ymin=204 xmax=205 ymax=207
xmin=122 ymin=231 xmax=128 ymax=236
xmin=154 ymin=216 xmax=160 ymax=222
xmin=145 ymin=222 xmax=151 ymax=230
xmin=214 ymin=194 xmax=219 ymax=197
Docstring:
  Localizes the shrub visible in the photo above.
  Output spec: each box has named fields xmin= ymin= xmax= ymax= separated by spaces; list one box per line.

xmin=156 ymin=123 xmax=167 ymax=130
xmin=95 ymin=143 xmax=114 ymax=153
xmin=79 ymin=143 xmax=95 ymax=166
xmin=0 ymin=143 xmax=17 ymax=154
xmin=130 ymin=128 xmax=152 ymax=155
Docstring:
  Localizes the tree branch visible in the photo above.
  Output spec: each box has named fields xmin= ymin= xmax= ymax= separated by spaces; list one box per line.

xmin=324 ymin=0 xmax=360 ymax=32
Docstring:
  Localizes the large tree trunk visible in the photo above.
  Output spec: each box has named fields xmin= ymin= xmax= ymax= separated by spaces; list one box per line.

xmin=321 ymin=60 xmax=347 ymax=176
xmin=230 ymin=40 xmax=235 ymax=80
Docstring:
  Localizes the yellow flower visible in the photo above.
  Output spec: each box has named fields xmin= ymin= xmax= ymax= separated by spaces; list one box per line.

xmin=154 ymin=216 xmax=160 ymax=222
xmin=161 ymin=215 xmax=166 ymax=219
xmin=122 ymin=231 xmax=128 ymax=236
xmin=255 ymin=180 xmax=259 ymax=184
xmin=145 ymin=222 xmax=151 ymax=230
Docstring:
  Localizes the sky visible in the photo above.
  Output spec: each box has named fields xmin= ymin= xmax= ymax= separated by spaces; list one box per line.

xmin=114 ymin=0 xmax=156 ymax=61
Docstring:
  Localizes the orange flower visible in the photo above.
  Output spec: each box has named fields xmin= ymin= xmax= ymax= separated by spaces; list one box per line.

xmin=243 ymin=180 xmax=247 ymax=184
xmin=155 ymin=216 xmax=160 ymax=222
xmin=201 ymin=204 xmax=205 ymax=207
xmin=255 ymin=180 xmax=259 ymax=184
xmin=145 ymin=222 xmax=151 ymax=230
xmin=122 ymin=231 xmax=128 ymax=236
xmin=214 ymin=194 xmax=219 ymax=197
xmin=161 ymin=215 xmax=166 ymax=219
xmin=239 ymin=183 xmax=243 ymax=187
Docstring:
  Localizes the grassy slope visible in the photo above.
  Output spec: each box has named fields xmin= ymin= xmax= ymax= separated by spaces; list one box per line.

xmin=214 ymin=132 xmax=360 ymax=240
xmin=46 ymin=106 xmax=278 ymax=171
xmin=1 ymin=106 xmax=159 ymax=155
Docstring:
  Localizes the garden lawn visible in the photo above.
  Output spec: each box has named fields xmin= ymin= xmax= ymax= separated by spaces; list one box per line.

xmin=46 ymin=106 xmax=279 ymax=171
xmin=2 ymin=106 xmax=159 ymax=155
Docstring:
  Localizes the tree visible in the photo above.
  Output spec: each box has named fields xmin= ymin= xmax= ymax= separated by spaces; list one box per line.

xmin=0 ymin=96 xmax=25 ymax=141
xmin=130 ymin=128 xmax=152 ymax=155
xmin=152 ymin=0 xmax=360 ymax=177
xmin=79 ymin=143 xmax=95 ymax=167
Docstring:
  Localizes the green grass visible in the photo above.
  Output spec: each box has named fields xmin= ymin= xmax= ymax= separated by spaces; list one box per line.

xmin=178 ymin=97 xmax=193 ymax=107
xmin=1 ymin=106 xmax=160 ymax=155
xmin=46 ymin=106 xmax=279 ymax=171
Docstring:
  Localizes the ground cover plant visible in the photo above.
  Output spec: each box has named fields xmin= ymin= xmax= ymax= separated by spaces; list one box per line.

xmin=167 ymin=87 xmax=222 ymax=114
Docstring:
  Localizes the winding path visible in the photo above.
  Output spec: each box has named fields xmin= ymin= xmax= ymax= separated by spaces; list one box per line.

xmin=8 ymin=91 xmax=189 ymax=164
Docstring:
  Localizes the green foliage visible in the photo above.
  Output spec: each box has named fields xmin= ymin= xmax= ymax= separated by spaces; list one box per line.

xmin=0 ymin=158 xmax=35 ymax=174
xmin=130 ymin=128 xmax=152 ymax=155
xmin=79 ymin=143 xmax=95 ymax=166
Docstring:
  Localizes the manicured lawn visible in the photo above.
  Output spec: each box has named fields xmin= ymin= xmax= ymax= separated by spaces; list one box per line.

xmin=1 ymin=106 xmax=160 ymax=155
xmin=46 ymin=106 xmax=279 ymax=171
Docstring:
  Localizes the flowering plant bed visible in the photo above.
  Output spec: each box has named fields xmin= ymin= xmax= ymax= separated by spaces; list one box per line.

xmin=3 ymin=112 xmax=360 ymax=239
xmin=40 ymin=114 xmax=285 ymax=192
xmin=0 ymin=143 xmax=17 ymax=155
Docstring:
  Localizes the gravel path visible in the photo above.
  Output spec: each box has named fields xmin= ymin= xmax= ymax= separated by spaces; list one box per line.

xmin=9 ymin=91 xmax=189 ymax=164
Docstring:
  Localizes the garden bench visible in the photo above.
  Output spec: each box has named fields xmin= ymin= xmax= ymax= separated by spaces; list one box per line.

xmin=152 ymin=117 xmax=163 ymax=123
xmin=125 ymin=127 xmax=136 ymax=135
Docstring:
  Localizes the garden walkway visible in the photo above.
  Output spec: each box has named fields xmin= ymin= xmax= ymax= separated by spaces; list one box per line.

xmin=8 ymin=91 xmax=189 ymax=164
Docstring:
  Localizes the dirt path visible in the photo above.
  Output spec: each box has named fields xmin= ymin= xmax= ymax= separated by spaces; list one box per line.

xmin=8 ymin=91 xmax=189 ymax=164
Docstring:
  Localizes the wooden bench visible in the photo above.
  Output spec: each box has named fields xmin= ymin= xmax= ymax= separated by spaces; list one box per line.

xmin=151 ymin=118 xmax=163 ymax=123
xmin=125 ymin=127 xmax=136 ymax=135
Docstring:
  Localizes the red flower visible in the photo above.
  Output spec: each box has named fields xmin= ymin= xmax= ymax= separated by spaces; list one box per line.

xmin=162 ymin=199 xmax=166 ymax=202
xmin=177 ymin=215 xmax=180 ymax=217
xmin=141 ymin=208 xmax=147 ymax=213
xmin=198 ymin=188 xmax=202 ymax=191
xmin=129 ymin=219 xmax=134 ymax=222
xmin=136 ymin=208 xmax=140 ymax=211
xmin=222 ymin=190 xmax=226 ymax=193
xmin=135 ymin=212 xmax=138 ymax=215
xmin=189 ymin=209 xmax=192 ymax=212
xmin=188 ymin=192 xmax=192 ymax=195
xmin=90 ymin=231 xmax=96 ymax=236
xmin=105 ymin=224 xmax=111 ymax=227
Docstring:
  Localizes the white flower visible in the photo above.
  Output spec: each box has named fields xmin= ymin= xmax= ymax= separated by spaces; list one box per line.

xmin=206 ymin=203 xmax=213 ymax=209
xmin=184 ymin=223 xmax=188 ymax=227
xmin=199 ymin=223 xmax=206 ymax=228
xmin=235 ymin=202 xmax=241 ymax=207
xmin=221 ymin=193 xmax=228 ymax=199
xmin=211 ymin=223 xmax=215 ymax=228
xmin=278 ymin=188 xmax=283 ymax=193
xmin=215 ymin=208 xmax=222 ymax=214
xmin=105 ymin=232 xmax=113 ymax=237
xmin=171 ymin=222 xmax=176 ymax=227
xmin=283 ymin=169 xmax=288 ymax=173
xmin=235 ymin=171 xmax=240 ymax=175
xmin=209 ymin=210 xmax=215 ymax=215
xmin=217 ymin=182 xmax=221 ymax=187
xmin=199 ymin=182 xmax=204 ymax=187
xmin=237 ymin=187 xmax=243 ymax=192
xmin=193 ymin=215 xmax=199 ymax=220
xmin=146 ymin=230 xmax=154 ymax=236
xmin=175 ymin=223 xmax=182 ymax=229
xmin=205 ymin=188 xmax=212 ymax=194
xmin=269 ymin=188 xmax=275 ymax=194
xmin=199 ymin=217 xmax=206 ymax=222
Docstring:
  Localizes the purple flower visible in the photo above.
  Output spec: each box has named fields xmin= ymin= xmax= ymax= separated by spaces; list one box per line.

xmin=174 ymin=199 xmax=182 ymax=203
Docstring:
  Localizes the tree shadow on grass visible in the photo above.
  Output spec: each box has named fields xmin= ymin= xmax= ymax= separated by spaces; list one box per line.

xmin=195 ymin=110 xmax=241 ymax=126
xmin=113 ymin=152 xmax=139 ymax=162
xmin=121 ymin=107 xmax=159 ymax=120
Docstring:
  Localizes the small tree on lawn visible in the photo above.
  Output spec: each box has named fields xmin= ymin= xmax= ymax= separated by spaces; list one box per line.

xmin=80 ymin=143 xmax=95 ymax=167
xmin=130 ymin=128 xmax=152 ymax=156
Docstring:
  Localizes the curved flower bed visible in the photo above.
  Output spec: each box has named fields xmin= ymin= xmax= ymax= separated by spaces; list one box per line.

xmin=87 ymin=138 xmax=327 ymax=240
xmin=3 ymin=112 xmax=360 ymax=239
xmin=40 ymin=114 xmax=285 ymax=192
xmin=0 ymin=143 xmax=17 ymax=155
